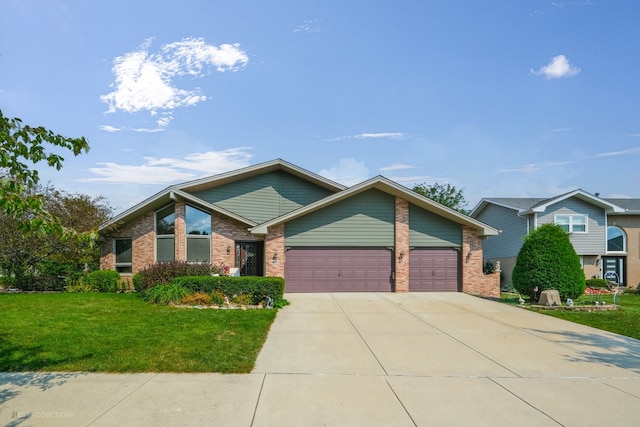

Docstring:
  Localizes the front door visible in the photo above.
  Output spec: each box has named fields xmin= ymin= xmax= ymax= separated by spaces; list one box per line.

xmin=602 ymin=256 xmax=625 ymax=285
xmin=236 ymin=242 xmax=264 ymax=276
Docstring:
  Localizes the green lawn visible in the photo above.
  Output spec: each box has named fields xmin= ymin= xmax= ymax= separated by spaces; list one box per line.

xmin=503 ymin=293 xmax=640 ymax=341
xmin=0 ymin=293 xmax=277 ymax=373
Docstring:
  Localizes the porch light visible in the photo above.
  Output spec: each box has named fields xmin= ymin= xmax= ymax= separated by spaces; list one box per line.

xmin=227 ymin=244 xmax=231 ymax=254
xmin=272 ymin=251 xmax=278 ymax=263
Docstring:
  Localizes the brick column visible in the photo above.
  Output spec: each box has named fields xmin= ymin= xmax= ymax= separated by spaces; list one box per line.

xmin=395 ymin=197 xmax=410 ymax=292
xmin=265 ymin=224 xmax=285 ymax=278
xmin=174 ymin=202 xmax=186 ymax=261
xmin=461 ymin=226 xmax=499 ymax=298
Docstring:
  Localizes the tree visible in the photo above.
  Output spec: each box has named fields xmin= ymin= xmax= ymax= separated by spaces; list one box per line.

xmin=0 ymin=185 xmax=112 ymax=289
xmin=512 ymin=224 xmax=586 ymax=301
xmin=0 ymin=109 xmax=90 ymax=234
xmin=412 ymin=182 xmax=469 ymax=214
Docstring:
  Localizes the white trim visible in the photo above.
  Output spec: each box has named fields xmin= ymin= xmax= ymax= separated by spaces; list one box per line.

xmin=554 ymin=213 xmax=588 ymax=233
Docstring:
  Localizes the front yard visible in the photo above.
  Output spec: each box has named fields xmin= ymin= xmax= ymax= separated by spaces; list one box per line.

xmin=0 ymin=293 xmax=277 ymax=373
xmin=502 ymin=292 xmax=640 ymax=341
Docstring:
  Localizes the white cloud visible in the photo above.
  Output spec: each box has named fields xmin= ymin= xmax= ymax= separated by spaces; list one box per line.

xmin=100 ymin=125 xmax=122 ymax=132
xmin=379 ymin=163 xmax=414 ymax=172
xmin=100 ymin=37 xmax=248 ymax=127
xmin=497 ymin=160 xmax=576 ymax=173
xmin=355 ymin=132 xmax=404 ymax=139
xmin=331 ymin=132 xmax=405 ymax=141
xmin=319 ymin=158 xmax=370 ymax=186
xmin=82 ymin=147 xmax=253 ymax=184
xmin=531 ymin=55 xmax=580 ymax=79
xmin=293 ymin=19 xmax=322 ymax=33
xmin=596 ymin=146 xmax=640 ymax=157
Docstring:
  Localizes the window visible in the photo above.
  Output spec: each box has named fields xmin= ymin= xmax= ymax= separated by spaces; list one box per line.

xmin=554 ymin=214 xmax=587 ymax=233
xmin=156 ymin=204 xmax=175 ymax=262
xmin=114 ymin=238 xmax=132 ymax=274
xmin=607 ymin=226 xmax=626 ymax=252
xmin=186 ymin=205 xmax=211 ymax=262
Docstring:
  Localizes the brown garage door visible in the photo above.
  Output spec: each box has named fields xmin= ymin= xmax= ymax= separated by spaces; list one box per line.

xmin=409 ymin=248 xmax=459 ymax=291
xmin=285 ymin=248 xmax=393 ymax=292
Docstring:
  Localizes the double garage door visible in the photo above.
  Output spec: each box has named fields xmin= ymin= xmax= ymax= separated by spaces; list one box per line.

xmin=284 ymin=247 xmax=459 ymax=292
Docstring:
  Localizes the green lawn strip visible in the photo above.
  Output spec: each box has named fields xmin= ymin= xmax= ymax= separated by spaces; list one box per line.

xmin=0 ymin=293 xmax=277 ymax=373
xmin=501 ymin=293 xmax=640 ymax=341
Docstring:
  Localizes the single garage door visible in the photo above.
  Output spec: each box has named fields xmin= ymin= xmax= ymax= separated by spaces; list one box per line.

xmin=409 ymin=248 xmax=459 ymax=291
xmin=285 ymin=248 xmax=393 ymax=292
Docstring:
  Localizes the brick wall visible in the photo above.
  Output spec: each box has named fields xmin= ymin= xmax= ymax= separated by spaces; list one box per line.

xmin=175 ymin=202 xmax=186 ymax=261
xmin=211 ymin=215 xmax=256 ymax=268
xmin=461 ymin=226 xmax=500 ymax=298
xmin=395 ymin=197 xmax=410 ymax=292
xmin=265 ymin=224 xmax=285 ymax=278
xmin=100 ymin=211 xmax=155 ymax=275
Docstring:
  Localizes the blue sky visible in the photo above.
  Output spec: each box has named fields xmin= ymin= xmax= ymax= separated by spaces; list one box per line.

xmin=2 ymin=0 xmax=639 ymax=213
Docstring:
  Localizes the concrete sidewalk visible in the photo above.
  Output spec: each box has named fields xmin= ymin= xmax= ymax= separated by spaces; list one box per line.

xmin=1 ymin=292 xmax=639 ymax=426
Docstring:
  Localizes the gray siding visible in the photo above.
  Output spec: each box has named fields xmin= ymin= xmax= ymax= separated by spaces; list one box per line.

xmin=409 ymin=204 xmax=461 ymax=247
xmin=475 ymin=204 xmax=528 ymax=258
xmin=285 ymin=189 xmax=395 ymax=246
xmin=537 ymin=197 xmax=606 ymax=254
xmin=192 ymin=171 xmax=334 ymax=223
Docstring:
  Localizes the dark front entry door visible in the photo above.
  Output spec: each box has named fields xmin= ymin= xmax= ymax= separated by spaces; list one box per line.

xmin=602 ymin=256 xmax=625 ymax=285
xmin=236 ymin=242 xmax=264 ymax=276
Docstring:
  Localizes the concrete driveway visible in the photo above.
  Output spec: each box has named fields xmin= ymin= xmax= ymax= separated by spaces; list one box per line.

xmin=1 ymin=293 xmax=639 ymax=426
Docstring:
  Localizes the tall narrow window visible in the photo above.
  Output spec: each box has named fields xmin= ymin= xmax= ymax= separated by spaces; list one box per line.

xmin=156 ymin=204 xmax=175 ymax=262
xmin=114 ymin=238 xmax=132 ymax=274
xmin=607 ymin=226 xmax=626 ymax=252
xmin=186 ymin=205 xmax=211 ymax=262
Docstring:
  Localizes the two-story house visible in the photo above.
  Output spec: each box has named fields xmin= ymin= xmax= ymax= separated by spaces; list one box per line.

xmin=471 ymin=189 xmax=640 ymax=290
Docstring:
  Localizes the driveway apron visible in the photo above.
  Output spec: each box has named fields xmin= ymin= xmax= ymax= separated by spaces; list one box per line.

xmin=252 ymin=292 xmax=640 ymax=427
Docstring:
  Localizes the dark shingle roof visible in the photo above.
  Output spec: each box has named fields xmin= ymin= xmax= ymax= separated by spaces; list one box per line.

xmin=605 ymin=198 xmax=640 ymax=212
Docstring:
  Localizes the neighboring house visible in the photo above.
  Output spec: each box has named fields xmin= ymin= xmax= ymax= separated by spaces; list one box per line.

xmin=99 ymin=159 xmax=500 ymax=296
xmin=471 ymin=189 xmax=640 ymax=290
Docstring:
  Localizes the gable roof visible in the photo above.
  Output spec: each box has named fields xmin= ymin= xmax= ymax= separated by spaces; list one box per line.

xmin=99 ymin=159 xmax=346 ymax=233
xmin=250 ymin=175 xmax=499 ymax=237
xmin=472 ymin=189 xmax=627 ymax=217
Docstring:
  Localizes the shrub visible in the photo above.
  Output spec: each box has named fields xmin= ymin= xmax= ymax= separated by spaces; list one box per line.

xmin=83 ymin=270 xmax=121 ymax=292
xmin=181 ymin=292 xmax=213 ymax=306
xmin=172 ymin=276 xmax=285 ymax=306
xmin=143 ymin=282 xmax=191 ymax=305
xmin=232 ymin=293 xmax=253 ymax=306
xmin=133 ymin=261 xmax=212 ymax=293
xmin=512 ymin=224 xmax=585 ymax=300
xmin=585 ymin=278 xmax=609 ymax=289
xmin=210 ymin=290 xmax=227 ymax=306
xmin=65 ymin=280 xmax=99 ymax=293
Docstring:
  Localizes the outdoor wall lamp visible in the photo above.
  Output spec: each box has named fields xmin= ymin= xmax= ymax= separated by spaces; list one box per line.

xmin=272 ymin=251 xmax=278 ymax=263
xmin=466 ymin=250 xmax=472 ymax=263
xmin=399 ymin=251 xmax=404 ymax=261
xmin=227 ymin=244 xmax=231 ymax=254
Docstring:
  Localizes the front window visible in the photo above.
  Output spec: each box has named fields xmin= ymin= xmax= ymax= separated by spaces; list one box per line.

xmin=607 ymin=226 xmax=626 ymax=252
xmin=555 ymin=214 xmax=587 ymax=233
xmin=114 ymin=238 xmax=132 ymax=274
xmin=156 ymin=204 xmax=175 ymax=262
xmin=186 ymin=205 xmax=211 ymax=262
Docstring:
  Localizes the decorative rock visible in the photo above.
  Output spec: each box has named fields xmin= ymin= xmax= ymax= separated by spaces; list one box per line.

xmin=538 ymin=289 xmax=562 ymax=307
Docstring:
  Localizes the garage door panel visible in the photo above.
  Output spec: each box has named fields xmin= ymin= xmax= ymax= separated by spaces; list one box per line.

xmin=285 ymin=248 xmax=392 ymax=292
xmin=409 ymin=248 xmax=459 ymax=292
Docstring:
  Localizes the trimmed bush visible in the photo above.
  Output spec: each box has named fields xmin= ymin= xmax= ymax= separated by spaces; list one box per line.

xmin=83 ymin=270 xmax=121 ymax=292
xmin=133 ymin=261 xmax=213 ymax=293
xmin=512 ymin=224 xmax=586 ymax=300
xmin=585 ymin=278 xmax=609 ymax=289
xmin=143 ymin=282 xmax=192 ymax=305
xmin=172 ymin=276 xmax=285 ymax=306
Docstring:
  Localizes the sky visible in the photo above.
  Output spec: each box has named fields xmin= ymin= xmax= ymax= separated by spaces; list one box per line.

xmin=2 ymin=0 xmax=639 ymax=215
